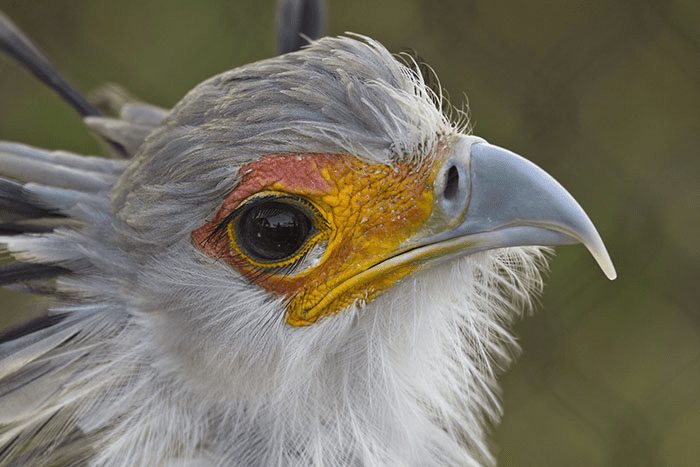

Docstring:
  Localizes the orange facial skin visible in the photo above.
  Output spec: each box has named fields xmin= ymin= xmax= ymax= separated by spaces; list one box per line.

xmin=192 ymin=153 xmax=439 ymax=326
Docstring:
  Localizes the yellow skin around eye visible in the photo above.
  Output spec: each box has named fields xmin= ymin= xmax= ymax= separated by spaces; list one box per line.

xmin=192 ymin=153 xmax=439 ymax=326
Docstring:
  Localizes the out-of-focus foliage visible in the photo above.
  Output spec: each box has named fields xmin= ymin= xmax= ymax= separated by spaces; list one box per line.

xmin=0 ymin=1 xmax=697 ymax=465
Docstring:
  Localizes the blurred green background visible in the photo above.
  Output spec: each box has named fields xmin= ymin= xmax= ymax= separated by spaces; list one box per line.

xmin=0 ymin=0 xmax=698 ymax=466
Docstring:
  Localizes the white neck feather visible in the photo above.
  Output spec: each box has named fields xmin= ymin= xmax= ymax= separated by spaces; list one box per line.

xmin=84 ymin=246 xmax=547 ymax=467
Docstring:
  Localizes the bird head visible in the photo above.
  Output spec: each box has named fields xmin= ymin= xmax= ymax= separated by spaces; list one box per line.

xmin=101 ymin=35 xmax=614 ymax=452
xmin=0 ymin=34 xmax=615 ymax=467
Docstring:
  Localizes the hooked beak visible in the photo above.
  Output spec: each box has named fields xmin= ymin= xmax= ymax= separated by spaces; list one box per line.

xmin=407 ymin=135 xmax=617 ymax=280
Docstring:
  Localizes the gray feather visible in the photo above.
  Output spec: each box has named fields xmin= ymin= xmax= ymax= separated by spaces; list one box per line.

xmin=120 ymin=102 xmax=168 ymax=127
xmin=0 ymin=143 xmax=122 ymax=191
xmin=0 ymin=11 xmax=100 ymax=118
xmin=0 ymin=314 xmax=68 ymax=345
xmin=0 ymin=177 xmax=63 ymax=221
xmin=83 ymin=117 xmax=157 ymax=159
xmin=0 ymin=223 xmax=57 ymax=235
xmin=0 ymin=262 xmax=68 ymax=286
xmin=275 ymin=0 xmax=326 ymax=54
xmin=83 ymin=88 xmax=168 ymax=158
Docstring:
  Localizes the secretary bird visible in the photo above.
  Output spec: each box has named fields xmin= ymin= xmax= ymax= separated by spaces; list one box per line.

xmin=0 ymin=2 xmax=615 ymax=466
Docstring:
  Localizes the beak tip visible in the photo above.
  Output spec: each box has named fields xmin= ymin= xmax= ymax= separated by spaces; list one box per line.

xmin=602 ymin=262 xmax=617 ymax=281
xmin=588 ymin=242 xmax=617 ymax=280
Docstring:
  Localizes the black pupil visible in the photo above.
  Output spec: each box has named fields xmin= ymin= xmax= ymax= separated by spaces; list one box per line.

xmin=235 ymin=200 xmax=313 ymax=262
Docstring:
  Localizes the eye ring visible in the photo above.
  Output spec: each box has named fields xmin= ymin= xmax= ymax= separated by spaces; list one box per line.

xmin=227 ymin=194 xmax=328 ymax=268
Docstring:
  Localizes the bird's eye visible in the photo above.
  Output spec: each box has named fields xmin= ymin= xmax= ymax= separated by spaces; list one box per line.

xmin=232 ymin=197 xmax=319 ymax=264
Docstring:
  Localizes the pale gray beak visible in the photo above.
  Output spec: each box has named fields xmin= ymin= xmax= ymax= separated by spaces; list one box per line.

xmin=413 ymin=135 xmax=617 ymax=280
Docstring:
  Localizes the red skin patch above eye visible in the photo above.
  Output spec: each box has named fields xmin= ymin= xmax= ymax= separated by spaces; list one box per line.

xmin=213 ymin=154 xmax=335 ymax=223
xmin=192 ymin=152 xmax=440 ymax=326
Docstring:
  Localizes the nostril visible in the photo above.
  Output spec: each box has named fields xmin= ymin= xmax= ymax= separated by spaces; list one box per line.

xmin=443 ymin=165 xmax=459 ymax=200
xmin=438 ymin=159 xmax=470 ymax=218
